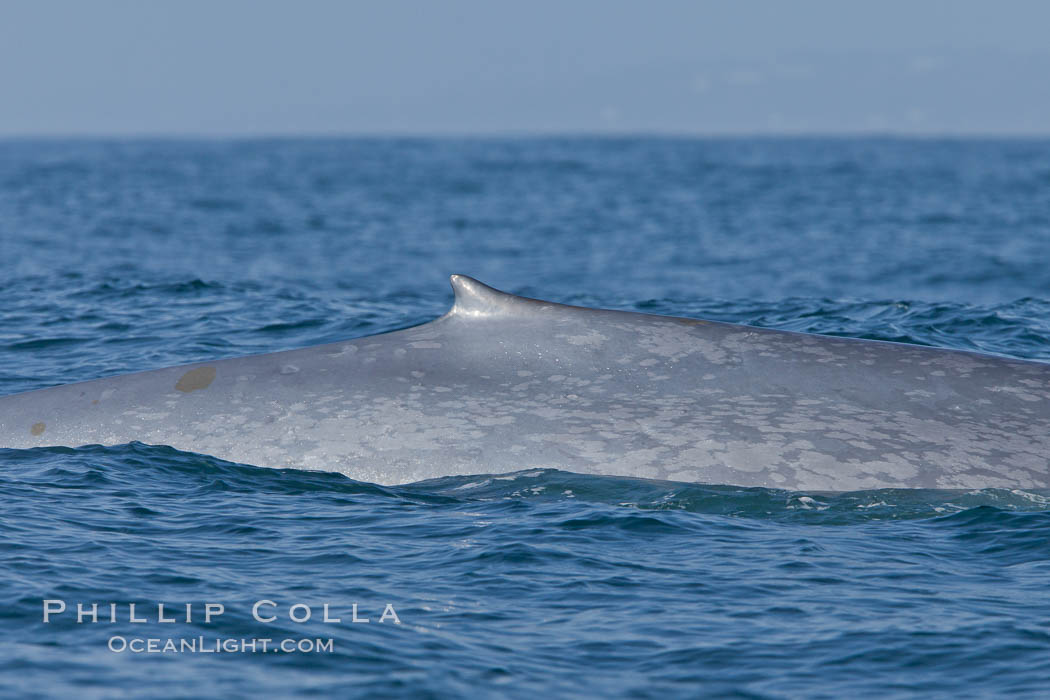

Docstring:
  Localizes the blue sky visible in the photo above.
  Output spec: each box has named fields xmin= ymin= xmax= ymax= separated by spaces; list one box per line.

xmin=1 ymin=0 xmax=1048 ymax=135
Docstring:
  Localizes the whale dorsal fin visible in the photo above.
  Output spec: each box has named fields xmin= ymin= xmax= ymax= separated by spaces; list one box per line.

xmin=449 ymin=274 xmax=558 ymax=317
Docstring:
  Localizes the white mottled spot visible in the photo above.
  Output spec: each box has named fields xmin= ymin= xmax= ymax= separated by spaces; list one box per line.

xmin=563 ymin=330 xmax=607 ymax=347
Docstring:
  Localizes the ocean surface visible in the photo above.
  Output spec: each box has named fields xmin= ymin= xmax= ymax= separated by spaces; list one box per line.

xmin=1 ymin=137 xmax=1049 ymax=698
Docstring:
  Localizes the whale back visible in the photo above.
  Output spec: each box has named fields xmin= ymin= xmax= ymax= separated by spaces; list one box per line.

xmin=1 ymin=275 xmax=1048 ymax=490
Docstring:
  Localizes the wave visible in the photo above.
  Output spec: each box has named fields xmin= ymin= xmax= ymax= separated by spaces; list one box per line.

xmin=6 ymin=443 xmax=1050 ymax=522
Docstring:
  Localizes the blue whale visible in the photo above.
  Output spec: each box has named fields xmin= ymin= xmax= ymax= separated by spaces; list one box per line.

xmin=1 ymin=275 xmax=1048 ymax=490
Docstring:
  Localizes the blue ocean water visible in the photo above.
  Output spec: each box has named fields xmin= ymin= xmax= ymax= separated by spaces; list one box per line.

xmin=1 ymin=138 xmax=1050 ymax=698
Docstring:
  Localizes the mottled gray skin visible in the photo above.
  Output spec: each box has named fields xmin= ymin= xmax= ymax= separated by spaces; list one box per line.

xmin=2 ymin=275 xmax=1048 ymax=490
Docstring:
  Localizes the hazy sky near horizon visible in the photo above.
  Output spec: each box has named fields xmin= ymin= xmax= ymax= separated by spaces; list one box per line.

xmin=2 ymin=0 xmax=1049 ymax=136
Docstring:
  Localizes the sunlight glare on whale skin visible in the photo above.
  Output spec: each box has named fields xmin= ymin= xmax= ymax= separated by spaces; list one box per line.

xmin=0 ymin=275 xmax=1048 ymax=491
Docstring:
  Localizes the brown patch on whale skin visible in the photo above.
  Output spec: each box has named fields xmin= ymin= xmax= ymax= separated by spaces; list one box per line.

xmin=175 ymin=366 xmax=217 ymax=393
xmin=30 ymin=422 xmax=45 ymax=436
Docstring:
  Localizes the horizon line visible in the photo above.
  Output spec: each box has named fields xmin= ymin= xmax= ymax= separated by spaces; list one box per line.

xmin=2 ymin=130 xmax=1050 ymax=141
